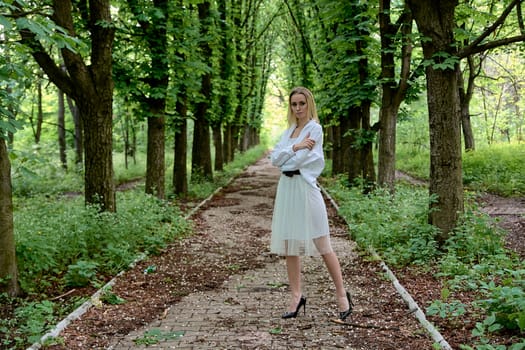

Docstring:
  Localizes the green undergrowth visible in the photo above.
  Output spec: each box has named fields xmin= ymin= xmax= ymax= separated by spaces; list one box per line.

xmin=396 ymin=143 xmax=525 ymax=197
xmin=1 ymin=144 xmax=267 ymax=350
xmin=321 ymin=176 xmax=525 ymax=349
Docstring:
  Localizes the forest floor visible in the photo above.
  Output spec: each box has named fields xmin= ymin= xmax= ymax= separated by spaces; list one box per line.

xmin=22 ymin=158 xmax=525 ymax=349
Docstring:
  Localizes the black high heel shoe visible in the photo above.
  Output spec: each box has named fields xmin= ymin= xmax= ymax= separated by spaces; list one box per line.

xmin=282 ymin=295 xmax=306 ymax=319
xmin=338 ymin=291 xmax=354 ymax=321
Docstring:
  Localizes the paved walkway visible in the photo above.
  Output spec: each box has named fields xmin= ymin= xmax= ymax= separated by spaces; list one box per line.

xmin=106 ymin=157 xmax=434 ymax=349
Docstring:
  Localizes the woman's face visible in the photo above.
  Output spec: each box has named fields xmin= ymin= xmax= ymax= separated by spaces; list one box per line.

xmin=290 ymin=93 xmax=308 ymax=123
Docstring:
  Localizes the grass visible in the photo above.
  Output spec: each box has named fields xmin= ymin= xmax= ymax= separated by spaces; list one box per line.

xmin=396 ymin=142 xmax=525 ymax=196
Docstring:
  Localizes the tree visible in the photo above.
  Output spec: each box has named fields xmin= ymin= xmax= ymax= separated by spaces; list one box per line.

xmin=307 ymin=1 xmax=377 ymax=187
xmin=171 ymin=0 xmax=191 ymax=196
xmin=192 ymin=1 xmax=214 ymax=180
xmin=377 ymin=0 xmax=413 ymax=191
xmin=213 ymin=0 xmax=233 ymax=172
xmin=0 ymin=137 xmax=19 ymax=296
xmin=458 ymin=53 xmax=484 ymax=151
xmin=0 ymin=13 xmax=34 ymax=296
xmin=407 ymin=0 xmax=525 ymax=242
xmin=406 ymin=0 xmax=463 ymax=243
xmin=0 ymin=65 xmax=20 ymax=296
xmin=30 ymin=73 xmax=44 ymax=144
xmin=57 ymin=87 xmax=67 ymax=169
xmin=125 ymin=0 xmax=170 ymax=199
xmin=455 ymin=0 xmax=525 ymax=150
xmin=16 ymin=0 xmax=116 ymax=211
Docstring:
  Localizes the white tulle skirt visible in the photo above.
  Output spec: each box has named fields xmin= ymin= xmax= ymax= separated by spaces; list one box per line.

xmin=271 ymin=174 xmax=332 ymax=256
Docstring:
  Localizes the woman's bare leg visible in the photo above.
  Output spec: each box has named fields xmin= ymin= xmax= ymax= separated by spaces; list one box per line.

xmin=321 ymin=251 xmax=349 ymax=312
xmin=313 ymin=235 xmax=349 ymax=311
xmin=285 ymin=256 xmax=302 ymax=311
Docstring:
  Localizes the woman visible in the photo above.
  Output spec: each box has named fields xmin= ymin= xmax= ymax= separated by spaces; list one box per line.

xmin=270 ymin=86 xmax=353 ymax=321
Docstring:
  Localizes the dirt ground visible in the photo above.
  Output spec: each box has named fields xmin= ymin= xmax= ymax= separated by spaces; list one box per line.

xmin=33 ymin=160 xmax=525 ymax=349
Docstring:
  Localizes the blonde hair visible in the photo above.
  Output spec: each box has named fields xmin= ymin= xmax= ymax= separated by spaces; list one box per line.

xmin=287 ymin=86 xmax=320 ymax=127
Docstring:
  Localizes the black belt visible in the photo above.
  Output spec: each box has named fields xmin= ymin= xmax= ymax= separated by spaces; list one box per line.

xmin=283 ymin=170 xmax=301 ymax=177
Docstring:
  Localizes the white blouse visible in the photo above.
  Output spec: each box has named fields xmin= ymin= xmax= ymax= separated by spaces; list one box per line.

xmin=270 ymin=120 xmax=325 ymax=188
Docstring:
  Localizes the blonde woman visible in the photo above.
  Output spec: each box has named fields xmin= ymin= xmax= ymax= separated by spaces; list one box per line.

xmin=270 ymin=87 xmax=353 ymax=321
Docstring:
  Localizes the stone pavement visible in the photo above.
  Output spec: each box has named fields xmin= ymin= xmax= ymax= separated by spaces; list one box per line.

xmin=106 ymin=157 xmax=434 ymax=350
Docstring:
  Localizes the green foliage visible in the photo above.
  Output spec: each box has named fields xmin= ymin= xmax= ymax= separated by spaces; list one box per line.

xmin=322 ymin=172 xmax=524 ymax=348
xmin=133 ymin=328 xmax=184 ymax=345
xmin=10 ymin=146 xmax=84 ymax=197
xmin=442 ymin=212 xmax=507 ymax=269
xmin=14 ymin=191 xmax=190 ymax=295
xmin=425 ymin=51 xmax=460 ymax=71
xmin=64 ymin=260 xmax=99 ymax=287
xmin=100 ymin=287 xmax=126 ymax=305
xmin=397 ymin=142 xmax=525 ymax=196
xmin=4 ymin=300 xmax=57 ymax=346
xmin=322 ymin=177 xmax=440 ymax=267
xmin=463 ymin=313 xmax=525 ymax=350
xmin=15 ymin=16 xmax=84 ymax=52
xmin=477 ymin=275 xmax=525 ymax=332
xmin=426 ymin=299 xmax=467 ymax=319
xmin=463 ymin=144 xmax=525 ymax=196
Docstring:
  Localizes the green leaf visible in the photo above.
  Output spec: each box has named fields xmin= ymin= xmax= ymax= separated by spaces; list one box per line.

xmin=15 ymin=17 xmax=47 ymax=38
xmin=0 ymin=15 xmax=13 ymax=30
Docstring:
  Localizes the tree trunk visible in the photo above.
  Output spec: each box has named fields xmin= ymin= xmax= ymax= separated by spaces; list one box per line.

xmin=331 ymin=123 xmax=343 ymax=175
xmin=145 ymin=114 xmax=165 ymax=198
xmin=222 ymin=124 xmax=233 ymax=164
xmin=356 ymin=28 xmax=375 ymax=191
xmin=0 ymin=138 xmax=20 ymax=297
xmin=128 ymin=0 xmax=169 ymax=200
xmin=360 ymin=100 xmax=376 ymax=192
xmin=18 ymin=0 xmax=115 ymax=211
xmin=378 ymin=0 xmax=412 ymax=191
xmin=240 ymin=124 xmax=250 ymax=152
xmin=34 ymin=76 xmax=43 ymax=144
xmin=231 ymin=124 xmax=240 ymax=161
xmin=347 ymin=108 xmax=361 ymax=184
xmin=212 ymin=125 xmax=224 ymax=171
xmin=58 ymin=89 xmax=67 ymax=170
xmin=217 ymin=0 xmax=235 ymax=165
xmin=66 ymin=96 xmax=83 ymax=165
xmin=378 ymin=0 xmax=397 ymax=191
xmin=378 ymin=104 xmax=397 ymax=189
xmin=192 ymin=1 xmax=213 ymax=180
xmin=173 ymin=98 xmax=188 ymax=195
xmin=458 ymin=57 xmax=477 ymax=151
xmin=78 ymin=96 xmax=115 ymax=211
xmin=408 ymin=0 xmax=463 ymax=244
xmin=232 ymin=0 xmax=245 ymax=162
xmin=460 ymin=99 xmax=475 ymax=151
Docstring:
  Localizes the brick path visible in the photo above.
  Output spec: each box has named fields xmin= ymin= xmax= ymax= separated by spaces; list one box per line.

xmin=107 ymin=157 xmax=434 ymax=350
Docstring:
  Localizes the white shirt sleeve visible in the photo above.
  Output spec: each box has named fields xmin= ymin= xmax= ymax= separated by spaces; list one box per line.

xmin=270 ymin=126 xmax=295 ymax=167
xmin=270 ymin=121 xmax=325 ymax=188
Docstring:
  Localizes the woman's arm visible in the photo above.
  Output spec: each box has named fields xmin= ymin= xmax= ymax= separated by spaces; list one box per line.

xmin=283 ymin=124 xmax=324 ymax=170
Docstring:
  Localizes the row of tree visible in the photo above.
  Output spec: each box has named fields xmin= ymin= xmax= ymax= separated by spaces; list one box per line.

xmin=1 ymin=0 xmax=525 ymax=297
xmin=0 ymin=0 xmax=274 ymax=296
xmin=276 ymin=0 xmax=525 ymax=244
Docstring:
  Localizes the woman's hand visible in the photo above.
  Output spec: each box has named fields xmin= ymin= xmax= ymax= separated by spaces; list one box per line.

xmin=293 ymin=132 xmax=315 ymax=152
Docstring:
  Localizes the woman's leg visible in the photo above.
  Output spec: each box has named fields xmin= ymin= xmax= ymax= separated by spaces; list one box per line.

xmin=314 ymin=235 xmax=350 ymax=312
xmin=321 ymin=251 xmax=349 ymax=311
xmin=285 ymin=256 xmax=302 ymax=311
